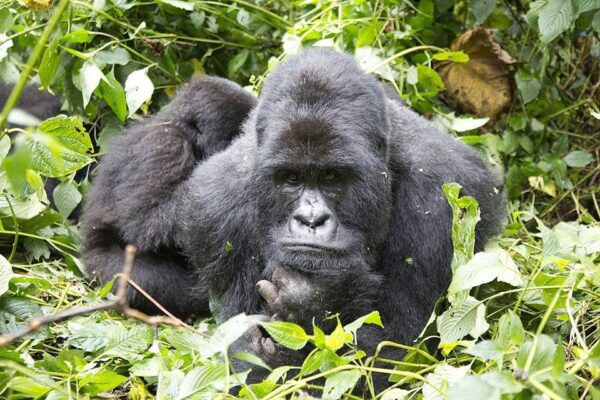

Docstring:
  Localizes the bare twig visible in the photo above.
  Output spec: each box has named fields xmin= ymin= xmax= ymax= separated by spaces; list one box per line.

xmin=0 ymin=244 xmax=197 ymax=347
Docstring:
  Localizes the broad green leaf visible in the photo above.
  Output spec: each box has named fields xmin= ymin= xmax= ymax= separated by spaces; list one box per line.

xmin=516 ymin=335 xmax=557 ymax=372
xmin=103 ymin=325 xmax=153 ymax=360
xmin=448 ymin=247 xmax=523 ymax=294
xmin=61 ymin=29 xmax=94 ymax=43
xmin=496 ymin=312 xmax=525 ymax=349
xmin=68 ymin=322 xmax=112 ymax=351
xmin=481 ymin=371 xmax=523 ymax=394
xmin=417 ymin=65 xmax=445 ymax=96
xmin=423 ymin=364 xmax=470 ymax=400
xmin=79 ymin=61 xmax=105 ymax=107
xmin=53 ymin=181 xmax=82 ymax=218
xmin=322 ymin=369 xmax=361 ymax=400
xmin=130 ymin=357 xmax=163 ymax=377
xmin=432 ymin=51 xmax=469 ymax=63
xmin=157 ymin=369 xmax=185 ymax=400
xmin=0 ymin=8 xmax=13 ymax=33
xmin=98 ymin=70 xmax=127 ymax=123
xmin=471 ymin=0 xmax=497 ymax=23
xmin=577 ymin=0 xmax=600 ymax=13
xmin=40 ymin=36 xmax=61 ymax=88
xmin=538 ymin=0 xmax=575 ymax=43
xmin=228 ymin=49 xmax=249 ymax=77
xmin=125 ymin=67 xmax=154 ymax=117
xmin=300 ymin=350 xmax=324 ymax=376
xmin=80 ymin=371 xmax=127 ymax=395
xmin=325 ymin=320 xmax=352 ymax=351
xmin=176 ymin=364 xmax=227 ymax=399
xmin=161 ymin=329 xmax=211 ymax=356
xmin=210 ymin=313 xmax=255 ymax=353
xmin=261 ymin=320 xmax=308 ymax=350
xmin=8 ymin=376 xmax=52 ymax=397
xmin=0 ymin=254 xmax=11 ymax=296
xmin=463 ymin=340 xmax=503 ymax=363
xmin=515 ymin=70 xmax=541 ymax=104
xmin=95 ymin=48 xmax=131 ymax=67
xmin=344 ymin=310 xmax=384 ymax=336
xmin=30 ymin=116 xmax=93 ymax=177
xmin=438 ymin=296 xmax=489 ymax=343
xmin=0 ymin=295 xmax=42 ymax=335
xmin=564 ymin=150 xmax=594 ymax=168
xmin=232 ymin=351 xmax=272 ymax=371
xmin=448 ymin=375 xmax=500 ymax=400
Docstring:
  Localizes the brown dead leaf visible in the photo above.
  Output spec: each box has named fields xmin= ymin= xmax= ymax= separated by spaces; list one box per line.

xmin=437 ymin=27 xmax=516 ymax=119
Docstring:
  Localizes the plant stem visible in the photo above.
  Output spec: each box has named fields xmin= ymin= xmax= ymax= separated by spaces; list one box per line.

xmin=0 ymin=0 xmax=71 ymax=133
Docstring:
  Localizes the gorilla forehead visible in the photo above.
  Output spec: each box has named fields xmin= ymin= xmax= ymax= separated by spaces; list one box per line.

xmin=256 ymin=48 xmax=388 ymax=146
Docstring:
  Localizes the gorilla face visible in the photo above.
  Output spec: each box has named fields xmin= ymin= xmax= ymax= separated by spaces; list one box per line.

xmin=253 ymin=70 xmax=393 ymax=280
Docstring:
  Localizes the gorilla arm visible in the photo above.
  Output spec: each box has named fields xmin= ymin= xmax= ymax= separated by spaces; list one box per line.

xmin=82 ymin=77 xmax=256 ymax=317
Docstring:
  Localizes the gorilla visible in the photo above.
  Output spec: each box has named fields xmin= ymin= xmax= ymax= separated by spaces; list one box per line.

xmin=82 ymin=49 xmax=505 ymax=375
xmin=82 ymin=76 xmax=257 ymax=317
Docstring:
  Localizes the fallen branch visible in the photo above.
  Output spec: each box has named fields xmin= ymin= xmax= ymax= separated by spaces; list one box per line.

xmin=0 ymin=244 xmax=196 ymax=347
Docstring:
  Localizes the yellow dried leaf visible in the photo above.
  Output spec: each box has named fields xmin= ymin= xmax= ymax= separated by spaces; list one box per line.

xmin=437 ymin=27 xmax=516 ymax=119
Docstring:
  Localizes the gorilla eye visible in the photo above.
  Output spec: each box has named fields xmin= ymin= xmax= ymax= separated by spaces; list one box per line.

xmin=285 ymin=172 xmax=301 ymax=184
xmin=322 ymin=171 xmax=338 ymax=184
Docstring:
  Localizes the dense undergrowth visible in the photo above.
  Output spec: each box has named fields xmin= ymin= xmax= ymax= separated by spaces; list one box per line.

xmin=0 ymin=0 xmax=598 ymax=398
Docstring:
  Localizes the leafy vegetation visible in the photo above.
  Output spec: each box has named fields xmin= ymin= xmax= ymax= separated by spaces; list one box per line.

xmin=0 ymin=0 xmax=598 ymax=398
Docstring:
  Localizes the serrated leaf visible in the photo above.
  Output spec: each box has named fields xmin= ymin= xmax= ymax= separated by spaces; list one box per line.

xmin=176 ymin=364 xmax=227 ymax=399
xmin=8 ymin=376 xmax=52 ymax=397
xmin=438 ymin=296 xmax=488 ymax=343
xmin=564 ymin=150 xmax=593 ymax=168
xmin=125 ymin=67 xmax=154 ymax=117
xmin=80 ymin=371 xmax=127 ymax=395
xmin=261 ymin=321 xmax=308 ymax=350
xmin=0 ymin=254 xmax=12 ymax=296
xmin=538 ymin=0 xmax=575 ymax=43
xmin=463 ymin=340 xmax=503 ymax=363
xmin=53 ymin=181 xmax=82 ymax=218
xmin=68 ymin=322 xmax=111 ymax=351
xmin=98 ymin=70 xmax=127 ymax=123
xmin=103 ymin=325 xmax=153 ymax=360
xmin=322 ymin=370 xmax=361 ymax=400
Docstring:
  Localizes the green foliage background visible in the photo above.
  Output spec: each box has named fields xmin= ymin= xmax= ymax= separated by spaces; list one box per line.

xmin=0 ymin=0 xmax=598 ymax=399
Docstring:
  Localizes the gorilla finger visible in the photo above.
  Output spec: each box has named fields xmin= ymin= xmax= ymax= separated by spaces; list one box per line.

xmin=256 ymin=280 xmax=279 ymax=304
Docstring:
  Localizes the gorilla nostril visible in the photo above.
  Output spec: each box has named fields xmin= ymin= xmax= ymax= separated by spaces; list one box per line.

xmin=295 ymin=213 xmax=329 ymax=229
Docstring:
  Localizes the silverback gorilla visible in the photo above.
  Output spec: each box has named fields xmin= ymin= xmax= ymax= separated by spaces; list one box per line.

xmin=82 ymin=48 xmax=505 ymax=374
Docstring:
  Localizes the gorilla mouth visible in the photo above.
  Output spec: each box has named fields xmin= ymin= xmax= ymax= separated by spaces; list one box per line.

xmin=279 ymin=240 xmax=344 ymax=253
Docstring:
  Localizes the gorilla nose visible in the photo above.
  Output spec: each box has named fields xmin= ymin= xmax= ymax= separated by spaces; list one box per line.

xmin=290 ymin=206 xmax=338 ymax=237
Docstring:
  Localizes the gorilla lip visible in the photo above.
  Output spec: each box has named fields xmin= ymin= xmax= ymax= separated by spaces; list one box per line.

xmin=280 ymin=241 xmax=342 ymax=253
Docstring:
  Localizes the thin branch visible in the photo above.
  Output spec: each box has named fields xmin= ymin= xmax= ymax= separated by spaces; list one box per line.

xmin=0 ymin=244 xmax=195 ymax=347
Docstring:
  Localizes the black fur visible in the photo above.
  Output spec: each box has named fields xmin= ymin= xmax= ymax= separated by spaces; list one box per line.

xmin=0 ymin=83 xmax=62 ymax=123
xmin=83 ymin=49 xmax=505 ymax=380
xmin=81 ymin=76 xmax=257 ymax=316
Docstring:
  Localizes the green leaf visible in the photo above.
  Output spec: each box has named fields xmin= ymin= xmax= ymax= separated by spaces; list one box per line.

xmin=448 ymin=375 xmax=500 ymax=400
xmin=300 ymin=350 xmax=324 ymax=376
xmin=99 ymin=70 xmax=127 ymax=123
xmin=61 ymin=29 xmax=94 ymax=43
xmin=103 ymin=325 xmax=153 ymax=360
xmin=210 ymin=314 xmax=255 ymax=353
xmin=160 ymin=0 xmax=194 ymax=10
xmin=261 ymin=321 xmax=308 ymax=350
xmin=232 ymin=351 xmax=272 ymax=371
xmin=516 ymin=335 xmax=557 ymax=372
xmin=577 ymin=0 xmax=600 ymax=13
xmin=496 ymin=312 xmax=525 ymax=349
xmin=79 ymin=61 xmax=105 ymax=107
xmin=564 ymin=150 xmax=594 ymax=168
xmin=423 ymin=364 xmax=470 ymax=400
xmin=69 ymin=322 xmax=112 ymax=352
xmin=30 ymin=116 xmax=93 ymax=177
xmin=463 ymin=340 xmax=503 ymax=363
xmin=8 ymin=376 xmax=52 ymax=397
xmin=0 ymin=8 xmax=13 ymax=33
xmin=442 ymin=183 xmax=480 ymax=270
xmin=125 ymin=67 xmax=154 ymax=117
xmin=448 ymin=247 xmax=523 ymax=294
xmin=95 ymin=48 xmax=131 ymax=67
xmin=438 ymin=296 xmax=489 ymax=343
xmin=80 ymin=371 xmax=127 ymax=395
xmin=515 ymin=70 xmax=541 ymax=104
xmin=538 ymin=0 xmax=575 ymax=43
xmin=40 ymin=36 xmax=61 ymax=88
xmin=344 ymin=311 xmax=384 ymax=336
xmin=432 ymin=51 xmax=469 ymax=63
xmin=0 ymin=254 xmax=12 ymax=296
xmin=228 ymin=49 xmax=249 ymax=77
xmin=416 ymin=65 xmax=445 ymax=96
xmin=322 ymin=369 xmax=361 ymax=400
xmin=176 ymin=364 xmax=227 ymax=399
xmin=53 ymin=181 xmax=82 ymax=218
xmin=471 ymin=0 xmax=497 ymax=23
